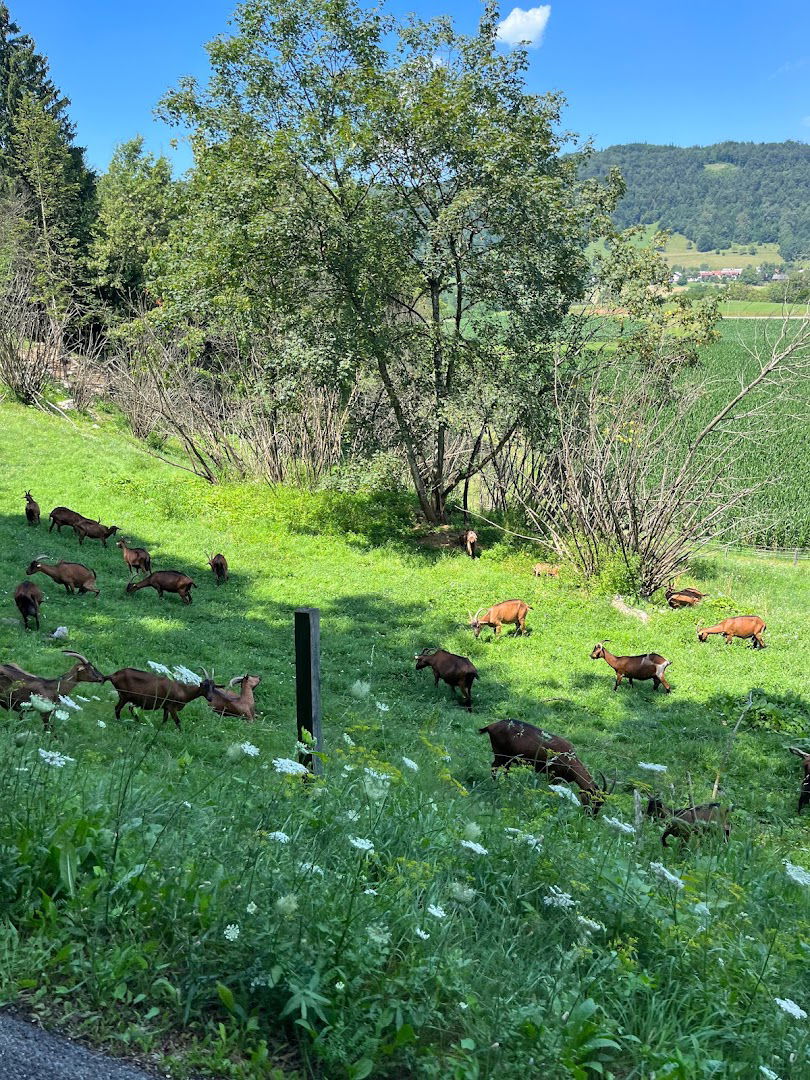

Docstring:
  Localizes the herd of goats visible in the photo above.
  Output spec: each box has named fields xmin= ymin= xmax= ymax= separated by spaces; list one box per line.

xmin=3 ymin=500 xmax=803 ymax=847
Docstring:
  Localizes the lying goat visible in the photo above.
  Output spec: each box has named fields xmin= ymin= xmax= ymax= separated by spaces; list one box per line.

xmin=14 ymin=581 xmax=43 ymax=631
xmin=590 ymin=641 xmax=671 ymax=693
xmin=789 ymin=747 xmax=810 ymax=814
xmin=697 ymin=616 xmax=766 ymax=648
xmin=469 ymin=599 xmax=531 ymax=639
xmin=105 ymin=667 xmax=212 ymax=729
xmin=204 ymin=674 xmax=261 ymax=721
xmin=0 ymin=651 xmax=105 ymax=725
xmin=415 ymin=648 xmax=478 ymax=711
xmin=665 ymin=582 xmax=708 ymax=609
xmin=478 ymin=719 xmax=613 ymax=815
xmin=126 ymin=571 xmax=196 ymax=604
xmin=645 ymin=797 xmax=730 ymax=846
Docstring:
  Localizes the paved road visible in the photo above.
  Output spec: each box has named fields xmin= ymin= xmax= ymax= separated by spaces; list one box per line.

xmin=0 ymin=1013 xmax=162 ymax=1080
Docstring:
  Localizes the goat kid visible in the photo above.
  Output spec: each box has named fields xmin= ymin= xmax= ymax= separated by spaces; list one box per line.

xmin=415 ymin=648 xmax=478 ymax=711
xmin=590 ymin=641 xmax=671 ymax=692
xmin=14 ymin=581 xmax=43 ymax=630
xmin=24 ymin=491 xmax=40 ymax=526
xmin=645 ymin=797 xmax=730 ymax=846
xmin=697 ymin=616 xmax=766 ymax=648
xmin=126 ymin=571 xmax=196 ymax=604
xmin=469 ymin=599 xmax=531 ymax=639
xmin=204 ymin=673 xmax=261 ymax=721
xmin=27 ymin=559 xmax=99 ymax=596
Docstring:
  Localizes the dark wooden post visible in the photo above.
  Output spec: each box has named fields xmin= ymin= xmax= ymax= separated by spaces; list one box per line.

xmin=295 ymin=607 xmax=323 ymax=774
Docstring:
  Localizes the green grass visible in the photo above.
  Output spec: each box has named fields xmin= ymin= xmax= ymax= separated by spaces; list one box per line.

xmin=1 ymin=403 xmax=810 ymax=1078
xmin=717 ymin=300 xmax=805 ymax=316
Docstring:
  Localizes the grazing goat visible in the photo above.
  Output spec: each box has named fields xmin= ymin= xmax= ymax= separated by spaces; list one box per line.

xmin=590 ymin=641 xmax=671 ymax=692
xmin=478 ymin=719 xmax=613 ymax=815
xmin=532 ymin=562 xmax=560 ymax=578
xmin=24 ymin=491 xmax=40 ymax=526
xmin=415 ymin=648 xmax=478 ymax=711
xmin=789 ymin=748 xmax=810 ymax=813
xmin=697 ymin=616 xmax=766 ymax=648
xmin=14 ymin=581 xmax=43 ymax=631
xmin=72 ymin=517 xmax=120 ymax=547
xmin=48 ymin=506 xmax=85 ymax=533
xmin=126 ymin=571 xmax=196 ymax=604
xmin=665 ymin=582 xmax=708 ymax=609
xmin=27 ymin=559 xmax=99 ymax=596
xmin=105 ymin=667 xmax=212 ymax=729
xmin=116 ymin=538 xmax=152 ymax=576
xmin=645 ymin=797 xmax=730 ymax=846
xmin=469 ymin=599 xmax=531 ymax=639
xmin=204 ymin=674 xmax=261 ymax=721
xmin=0 ymin=651 xmax=105 ymax=725
xmin=459 ymin=530 xmax=479 ymax=559
xmin=207 ymin=553 xmax=229 ymax=585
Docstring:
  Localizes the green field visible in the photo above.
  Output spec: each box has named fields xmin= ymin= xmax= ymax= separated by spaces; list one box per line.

xmin=1 ymin=403 xmax=809 ymax=1078
xmin=717 ymin=301 xmax=806 ymax=316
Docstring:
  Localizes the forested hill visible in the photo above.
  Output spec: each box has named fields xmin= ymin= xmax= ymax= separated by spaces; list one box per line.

xmin=579 ymin=141 xmax=810 ymax=259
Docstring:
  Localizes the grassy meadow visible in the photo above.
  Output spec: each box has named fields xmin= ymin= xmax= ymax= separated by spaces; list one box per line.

xmin=1 ymin=401 xmax=810 ymax=1079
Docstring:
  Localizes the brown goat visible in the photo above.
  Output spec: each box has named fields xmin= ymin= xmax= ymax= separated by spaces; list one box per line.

xmin=205 ymin=674 xmax=261 ymax=721
xmin=478 ymin=719 xmax=612 ymax=815
xmin=48 ymin=506 xmax=85 ymax=533
xmin=532 ymin=562 xmax=560 ymax=578
xmin=459 ymin=530 xmax=479 ymax=559
xmin=0 ymin=651 xmax=105 ymax=724
xmin=126 ymin=571 xmax=196 ymax=604
xmin=24 ymin=491 xmax=40 ymax=526
xmin=665 ymin=582 xmax=708 ymax=609
xmin=415 ymin=648 xmax=478 ymax=711
xmin=590 ymin=641 xmax=671 ymax=693
xmin=469 ymin=599 xmax=531 ymax=639
xmin=72 ymin=517 xmax=120 ymax=547
xmin=789 ymin=748 xmax=810 ymax=813
xmin=207 ymin=553 xmax=229 ymax=585
xmin=645 ymin=797 xmax=730 ymax=846
xmin=27 ymin=559 xmax=99 ymax=596
xmin=14 ymin=581 xmax=43 ymax=630
xmin=116 ymin=538 xmax=152 ymax=576
xmin=105 ymin=668 xmax=212 ymax=729
xmin=697 ymin=616 xmax=766 ymax=648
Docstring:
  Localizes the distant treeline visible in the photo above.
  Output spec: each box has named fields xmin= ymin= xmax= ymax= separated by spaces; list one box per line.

xmin=579 ymin=141 xmax=810 ymax=260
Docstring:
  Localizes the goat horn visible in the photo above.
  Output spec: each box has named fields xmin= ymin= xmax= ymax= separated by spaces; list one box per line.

xmin=62 ymin=650 xmax=90 ymax=663
xmin=598 ymin=770 xmax=608 ymax=793
xmin=609 ymin=775 xmax=617 ymax=794
xmin=789 ymin=746 xmax=810 ymax=759
xmin=228 ymin=674 xmax=246 ymax=687
xmin=474 ymin=608 xmax=486 ymax=620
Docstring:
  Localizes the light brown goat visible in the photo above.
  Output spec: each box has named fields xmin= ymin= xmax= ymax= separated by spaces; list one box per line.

xmin=665 ymin=582 xmax=708 ymax=609
xmin=645 ymin=797 xmax=730 ymax=846
xmin=27 ymin=559 xmax=99 ymax=596
xmin=105 ymin=668 xmax=212 ymax=729
xmin=126 ymin=571 xmax=196 ymax=604
xmin=116 ymin=538 xmax=152 ymax=576
xmin=590 ymin=641 xmax=671 ymax=692
xmin=0 ymin=651 xmax=105 ymax=725
xmin=24 ymin=491 xmax=40 ymax=526
xmin=697 ymin=616 xmax=766 ymax=648
xmin=789 ymin=748 xmax=810 ymax=814
xmin=532 ymin=562 xmax=560 ymax=578
xmin=469 ymin=599 xmax=531 ymax=639
xmin=14 ymin=581 xmax=43 ymax=630
xmin=478 ymin=719 xmax=613 ymax=814
xmin=204 ymin=674 xmax=261 ymax=721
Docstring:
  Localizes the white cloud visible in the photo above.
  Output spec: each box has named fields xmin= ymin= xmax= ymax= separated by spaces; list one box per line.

xmin=496 ymin=5 xmax=551 ymax=48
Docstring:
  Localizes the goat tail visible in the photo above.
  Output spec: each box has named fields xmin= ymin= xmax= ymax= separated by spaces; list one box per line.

xmin=478 ymin=724 xmax=492 ymax=735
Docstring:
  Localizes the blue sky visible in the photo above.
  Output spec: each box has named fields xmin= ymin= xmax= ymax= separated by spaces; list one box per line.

xmin=12 ymin=0 xmax=810 ymax=175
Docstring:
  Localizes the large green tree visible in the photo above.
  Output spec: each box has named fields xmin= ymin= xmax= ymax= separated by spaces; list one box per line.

xmin=158 ymin=0 xmax=620 ymax=521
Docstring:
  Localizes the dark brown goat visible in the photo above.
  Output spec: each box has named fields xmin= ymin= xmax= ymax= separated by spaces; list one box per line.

xmin=48 ymin=506 xmax=85 ymax=533
xmin=27 ymin=559 xmax=99 ymax=596
xmin=478 ymin=719 xmax=612 ymax=815
xmin=126 ymin=571 xmax=196 ymax=604
xmin=469 ymin=599 xmax=531 ymax=638
xmin=72 ymin=517 xmax=120 ymax=547
xmin=0 ymin=651 xmax=105 ymax=724
xmin=459 ymin=530 xmax=479 ymax=559
xmin=590 ymin=641 xmax=671 ymax=692
xmin=645 ymin=797 xmax=730 ymax=846
xmin=105 ymin=667 xmax=212 ymax=729
xmin=207 ymin=553 xmax=229 ymax=585
xmin=116 ymin=538 xmax=152 ymax=576
xmin=205 ymin=674 xmax=261 ymax=721
xmin=415 ymin=648 xmax=478 ymax=711
xmin=14 ymin=581 xmax=43 ymax=630
xmin=697 ymin=616 xmax=766 ymax=648
xmin=789 ymin=747 xmax=810 ymax=813
xmin=665 ymin=582 xmax=708 ymax=609
xmin=24 ymin=491 xmax=40 ymax=526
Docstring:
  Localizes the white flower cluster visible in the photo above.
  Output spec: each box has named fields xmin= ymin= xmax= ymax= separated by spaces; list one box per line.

xmin=775 ymin=997 xmax=807 ymax=1020
xmin=603 ymin=816 xmax=635 ymax=836
xmin=349 ymin=836 xmax=374 ymax=852
xmin=577 ymin=916 xmax=605 ymax=933
xmin=58 ymin=695 xmax=82 ymax=711
xmin=375 ymin=701 xmax=390 ymax=712
xmin=402 ymin=757 xmax=419 ymax=772
xmin=350 ymin=680 xmax=371 ymax=699
xmin=638 ymin=762 xmax=667 ymax=773
xmin=38 ymin=748 xmax=75 ymax=768
xmin=427 ymin=904 xmax=447 ymax=919
xmin=366 ymin=923 xmax=391 ymax=947
xmin=223 ymin=923 xmax=240 ymax=941
xmin=543 ymin=886 xmax=577 ymax=910
xmin=240 ymin=742 xmax=260 ymax=758
xmin=415 ymin=927 xmax=430 ymax=940
xmin=267 ymin=831 xmax=290 ymax=844
xmin=649 ymin=862 xmax=685 ymax=890
xmin=548 ymin=784 xmax=580 ymax=806
xmin=299 ymin=862 xmax=324 ymax=876
xmin=275 ymin=894 xmax=299 ymax=918
xmin=784 ymin=860 xmax=810 ymax=887
xmin=147 ymin=661 xmax=202 ymax=685
xmin=362 ymin=767 xmax=390 ymax=800
xmin=460 ymin=839 xmax=488 ymax=856
xmin=273 ymin=758 xmax=309 ymax=776
xmin=448 ymin=882 xmax=476 ymax=903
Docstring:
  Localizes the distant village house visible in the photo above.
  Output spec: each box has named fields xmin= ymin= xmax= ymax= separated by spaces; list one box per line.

xmin=697 ymin=268 xmax=743 ymax=280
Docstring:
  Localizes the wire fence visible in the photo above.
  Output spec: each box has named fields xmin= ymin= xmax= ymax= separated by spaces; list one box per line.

xmin=708 ymin=542 xmax=810 ymax=564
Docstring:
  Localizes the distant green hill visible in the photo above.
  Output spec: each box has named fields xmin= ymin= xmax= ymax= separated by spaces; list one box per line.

xmin=580 ymin=141 xmax=810 ymax=260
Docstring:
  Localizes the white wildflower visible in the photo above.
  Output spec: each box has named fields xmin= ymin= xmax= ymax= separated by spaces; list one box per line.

xmin=349 ymin=836 xmax=374 ymax=852
xmin=344 ymin=809 xmax=360 ymax=822
xmin=415 ymin=927 xmax=430 ymax=940
xmin=603 ymin=815 xmax=636 ymax=836
xmin=638 ymin=762 xmax=667 ymax=773
xmin=785 ymin=860 xmax=810 ymax=887
xmin=427 ymin=904 xmax=447 ymax=919
xmin=463 ymin=822 xmax=482 ymax=842
xmin=172 ymin=665 xmax=201 ymax=686
xmin=549 ymin=784 xmax=580 ymax=806
xmin=342 ymin=733 xmax=355 ymax=746
xmin=343 ymin=764 xmax=356 ymax=774
xmin=267 ymin=831 xmax=290 ymax=844
xmin=182 ymin=801 xmax=191 ymax=809
xmin=350 ymin=680 xmax=371 ymax=699
xmin=240 ymin=741 xmax=260 ymax=758
xmin=246 ymin=901 xmax=258 ymax=915
xmin=693 ymin=902 xmax=711 ymax=919
xmin=97 ymin=720 xmax=106 ymax=728
xmin=759 ymin=1068 xmax=782 ymax=1080
xmin=18 ymin=701 xmax=31 ymax=710
xmin=275 ymin=894 xmax=299 ymax=918
xmin=299 ymin=862 xmax=324 ymax=876
xmin=577 ymin=916 xmax=605 ymax=933
xmin=273 ymin=758 xmax=309 ymax=776
xmin=38 ymin=748 xmax=75 ymax=768
xmin=363 ymin=887 xmax=378 ymax=895
xmin=521 ymin=834 xmax=543 ymax=851
xmin=375 ymin=701 xmax=390 ymax=712
xmin=649 ymin=862 xmax=685 ymax=890
xmin=402 ymin=757 xmax=419 ymax=772
xmin=458 ymin=1002 xmax=469 ymax=1010
xmin=362 ymin=767 xmax=390 ymax=800
xmin=460 ymin=840 xmax=488 ymax=856
xmin=448 ymin=882 xmax=476 ymax=903
xmin=147 ymin=661 xmax=172 ymax=676
xmin=335 ymin=981 xmax=345 ymax=992
xmin=295 ymin=741 xmax=310 ymax=754
xmin=543 ymin=886 xmax=577 ymax=909
xmin=366 ymin=923 xmax=391 ymax=947
xmin=58 ymin=695 xmax=81 ymax=711
xmin=53 ymin=710 xmax=70 ymax=722
xmin=775 ymin=997 xmax=807 ymax=1020
xmin=223 ymin=923 xmax=240 ymax=941
xmin=28 ymin=694 xmax=54 ymax=714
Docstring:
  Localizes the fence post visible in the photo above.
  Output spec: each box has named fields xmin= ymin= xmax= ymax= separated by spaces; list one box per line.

xmin=295 ymin=607 xmax=323 ymax=774
xmin=794 ymin=548 xmax=800 ymax=567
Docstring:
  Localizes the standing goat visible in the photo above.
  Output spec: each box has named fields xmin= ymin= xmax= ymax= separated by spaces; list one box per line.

xmin=27 ymin=559 xmax=99 ymax=596
xmin=14 ymin=581 xmax=43 ymax=630
xmin=645 ymin=797 xmax=730 ymax=846
xmin=116 ymin=538 xmax=152 ymax=576
xmin=532 ymin=562 xmax=560 ymax=578
xmin=0 ymin=651 xmax=105 ymax=725
xmin=478 ymin=719 xmax=613 ymax=814
xmin=105 ymin=667 xmax=212 ymax=729
xmin=697 ymin=616 xmax=766 ymax=648
xmin=789 ymin=748 xmax=810 ymax=813
xmin=24 ymin=491 xmax=40 ymax=526
xmin=469 ymin=599 xmax=531 ymax=639
xmin=459 ymin=530 xmax=479 ymax=559
xmin=415 ymin=648 xmax=478 ymax=711
xmin=590 ymin=641 xmax=671 ymax=693
xmin=48 ymin=506 xmax=85 ymax=533
xmin=204 ymin=674 xmax=261 ymax=721
xmin=207 ymin=553 xmax=229 ymax=585
xmin=126 ymin=571 xmax=196 ymax=604
xmin=72 ymin=518 xmax=120 ymax=547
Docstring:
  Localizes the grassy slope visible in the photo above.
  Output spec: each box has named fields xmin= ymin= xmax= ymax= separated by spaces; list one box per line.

xmin=1 ymin=403 xmax=810 ymax=1078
